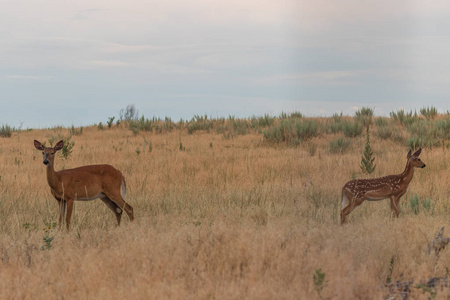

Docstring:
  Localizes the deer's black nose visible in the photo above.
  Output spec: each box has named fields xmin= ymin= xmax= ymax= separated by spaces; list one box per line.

xmin=422 ymin=164 xmax=426 ymax=168
xmin=43 ymin=160 xmax=49 ymax=165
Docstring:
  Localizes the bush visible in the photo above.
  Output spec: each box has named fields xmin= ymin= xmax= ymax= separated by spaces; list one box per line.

xmin=360 ymin=127 xmax=376 ymax=174
xmin=390 ymin=109 xmax=418 ymax=126
xmin=250 ymin=114 xmax=275 ymax=129
xmin=69 ymin=125 xmax=83 ymax=136
xmin=420 ymin=106 xmax=438 ymax=120
xmin=107 ymin=117 xmax=115 ymax=128
xmin=187 ymin=115 xmax=214 ymax=134
xmin=434 ymin=118 xmax=450 ymax=139
xmin=377 ymin=126 xmax=393 ymax=140
xmin=0 ymin=124 xmax=13 ymax=137
xmin=263 ymin=119 xmax=319 ymax=145
xmin=409 ymin=194 xmax=433 ymax=215
xmin=294 ymin=119 xmax=319 ymax=140
xmin=342 ymin=120 xmax=363 ymax=137
xmin=59 ymin=137 xmax=74 ymax=160
xmin=406 ymin=135 xmax=440 ymax=149
xmin=120 ymin=104 xmax=139 ymax=122
xmin=406 ymin=119 xmax=441 ymax=148
xmin=231 ymin=117 xmax=250 ymax=135
xmin=329 ymin=137 xmax=351 ymax=154
xmin=355 ymin=107 xmax=374 ymax=127
xmin=263 ymin=126 xmax=282 ymax=143
xmin=375 ymin=117 xmax=388 ymax=127
xmin=279 ymin=111 xmax=303 ymax=119
xmin=329 ymin=121 xmax=342 ymax=134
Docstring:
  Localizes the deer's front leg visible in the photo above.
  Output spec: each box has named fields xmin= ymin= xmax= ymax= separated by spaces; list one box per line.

xmin=65 ymin=199 xmax=74 ymax=230
xmin=390 ymin=196 xmax=400 ymax=218
xmin=54 ymin=196 xmax=65 ymax=230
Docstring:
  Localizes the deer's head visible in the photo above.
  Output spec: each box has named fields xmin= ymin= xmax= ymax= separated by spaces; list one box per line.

xmin=34 ymin=140 xmax=64 ymax=166
xmin=407 ymin=148 xmax=426 ymax=168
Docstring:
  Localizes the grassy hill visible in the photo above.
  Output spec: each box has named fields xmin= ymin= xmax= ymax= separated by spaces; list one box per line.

xmin=0 ymin=110 xmax=449 ymax=299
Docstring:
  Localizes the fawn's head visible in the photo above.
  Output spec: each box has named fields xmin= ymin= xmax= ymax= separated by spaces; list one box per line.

xmin=407 ymin=148 xmax=426 ymax=169
xmin=34 ymin=140 xmax=64 ymax=166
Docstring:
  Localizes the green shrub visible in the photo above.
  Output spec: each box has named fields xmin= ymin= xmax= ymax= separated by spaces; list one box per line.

xmin=279 ymin=111 xmax=302 ymax=119
xmin=420 ymin=106 xmax=438 ymax=120
xmin=355 ymin=107 xmax=374 ymax=127
xmin=263 ymin=126 xmax=282 ymax=143
xmin=332 ymin=112 xmax=343 ymax=123
xmin=360 ymin=126 xmax=376 ymax=174
xmin=409 ymin=194 xmax=433 ymax=215
xmin=342 ymin=120 xmax=363 ymax=137
xmin=59 ymin=137 xmax=74 ymax=160
xmin=187 ymin=115 xmax=214 ymax=134
xmin=375 ymin=117 xmax=388 ymax=127
xmin=434 ymin=118 xmax=450 ymax=139
xmin=406 ymin=119 xmax=441 ymax=148
xmin=330 ymin=121 xmax=342 ymax=134
xmin=390 ymin=109 xmax=419 ymax=126
xmin=329 ymin=137 xmax=351 ymax=154
xmin=231 ymin=118 xmax=250 ymax=135
xmin=294 ymin=119 xmax=319 ymax=140
xmin=69 ymin=125 xmax=83 ymax=136
xmin=107 ymin=116 xmax=115 ymax=128
xmin=377 ymin=126 xmax=393 ymax=140
xmin=0 ymin=124 xmax=13 ymax=137
xmin=290 ymin=111 xmax=303 ymax=118
xmin=406 ymin=135 xmax=440 ymax=149
xmin=263 ymin=119 xmax=319 ymax=145
xmin=251 ymin=114 xmax=275 ymax=128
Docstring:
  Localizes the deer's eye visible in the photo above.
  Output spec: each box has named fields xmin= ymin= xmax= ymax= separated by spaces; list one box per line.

xmin=42 ymin=152 xmax=44 ymax=154
xmin=418 ymin=159 xmax=421 ymax=161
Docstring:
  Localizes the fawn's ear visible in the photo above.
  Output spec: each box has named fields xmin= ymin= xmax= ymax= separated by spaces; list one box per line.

xmin=54 ymin=140 xmax=64 ymax=151
xmin=406 ymin=149 xmax=412 ymax=159
xmin=34 ymin=140 xmax=44 ymax=151
xmin=413 ymin=148 xmax=422 ymax=157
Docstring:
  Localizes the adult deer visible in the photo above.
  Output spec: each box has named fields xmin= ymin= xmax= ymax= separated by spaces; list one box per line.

xmin=341 ymin=148 xmax=425 ymax=224
xmin=34 ymin=140 xmax=134 ymax=230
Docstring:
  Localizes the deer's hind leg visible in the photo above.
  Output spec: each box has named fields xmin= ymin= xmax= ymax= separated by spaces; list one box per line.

xmin=341 ymin=194 xmax=365 ymax=224
xmin=102 ymin=191 xmax=134 ymax=223
xmin=100 ymin=195 xmax=123 ymax=225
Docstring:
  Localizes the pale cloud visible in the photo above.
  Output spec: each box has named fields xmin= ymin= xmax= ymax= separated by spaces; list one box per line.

xmin=5 ymin=75 xmax=52 ymax=80
xmin=1 ymin=0 xmax=450 ymax=128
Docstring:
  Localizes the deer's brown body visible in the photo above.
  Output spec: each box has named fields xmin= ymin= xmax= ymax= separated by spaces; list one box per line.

xmin=341 ymin=148 xmax=425 ymax=224
xmin=34 ymin=140 xmax=134 ymax=229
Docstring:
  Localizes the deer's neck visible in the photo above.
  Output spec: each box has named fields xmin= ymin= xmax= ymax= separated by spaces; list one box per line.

xmin=46 ymin=162 xmax=61 ymax=191
xmin=400 ymin=160 xmax=415 ymax=184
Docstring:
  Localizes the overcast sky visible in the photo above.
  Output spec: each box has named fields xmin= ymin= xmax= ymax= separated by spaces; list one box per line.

xmin=1 ymin=1 xmax=449 ymax=128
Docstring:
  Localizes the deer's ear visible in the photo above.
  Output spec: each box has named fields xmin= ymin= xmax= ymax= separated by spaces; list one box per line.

xmin=413 ymin=148 xmax=422 ymax=157
xmin=34 ymin=140 xmax=44 ymax=151
xmin=407 ymin=149 xmax=412 ymax=159
xmin=54 ymin=140 xmax=64 ymax=151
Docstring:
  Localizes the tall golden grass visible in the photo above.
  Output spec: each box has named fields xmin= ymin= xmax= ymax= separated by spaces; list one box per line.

xmin=0 ymin=123 xmax=449 ymax=299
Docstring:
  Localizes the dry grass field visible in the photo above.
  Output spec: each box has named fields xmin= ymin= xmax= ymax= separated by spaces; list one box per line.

xmin=0 ymin=117 xmax=449 ymax=299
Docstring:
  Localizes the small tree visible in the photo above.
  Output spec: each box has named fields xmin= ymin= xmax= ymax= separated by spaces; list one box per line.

xmin=120 ymin=104 xmax=139 ymax=122
xmin=360 ymin=125 xmax=376 ymax=174
xmin=355 ymin=107 xmax=374 ymax=127
xmin=107 ymin=116 xmax=115 ymax=128
xmin=60 ymin=137 xmax=74 ymax=160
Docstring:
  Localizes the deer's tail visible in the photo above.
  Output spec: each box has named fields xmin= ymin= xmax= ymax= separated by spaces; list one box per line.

xmin=341 ymin=189 xmax=348 ymax=209
xmin=121 ymin=176 xmax=127 ymax=200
